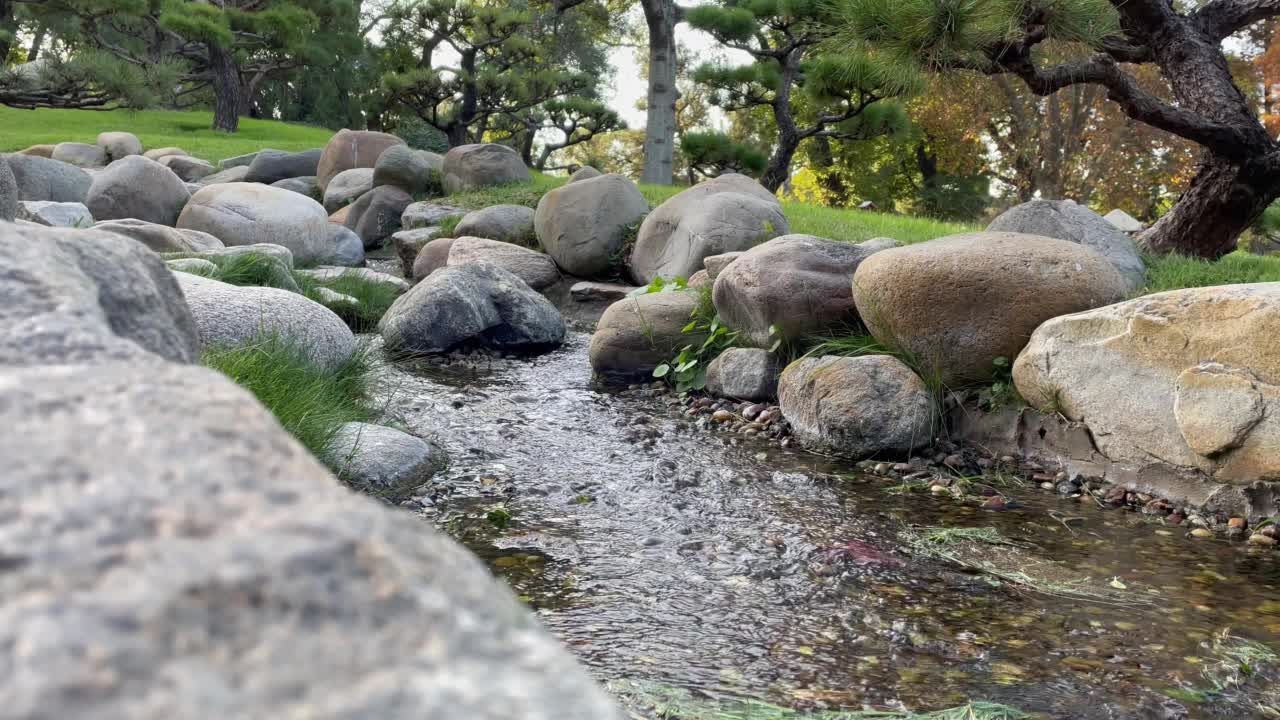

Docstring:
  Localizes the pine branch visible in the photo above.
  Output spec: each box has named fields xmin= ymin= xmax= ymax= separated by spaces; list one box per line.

xmin=1194 ymin=0 xmax=1280 ymax=41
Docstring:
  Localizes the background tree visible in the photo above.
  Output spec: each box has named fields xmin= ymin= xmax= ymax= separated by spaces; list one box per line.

xmin=679 ymin=129 xmax=766 ymax=180
xmin=686 ymin=0 xmax=918 ymax=191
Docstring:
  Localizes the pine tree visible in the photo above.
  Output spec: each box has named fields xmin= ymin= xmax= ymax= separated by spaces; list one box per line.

xmin=679 ymin=130 xmax=767 ymax=181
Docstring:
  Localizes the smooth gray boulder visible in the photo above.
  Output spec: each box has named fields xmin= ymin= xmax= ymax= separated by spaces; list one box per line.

xmin=380 ymin=262 xmax=565 ymax=355
xmin=569 ymin=281 xmax=636 ymax=303
xmin=412 ymin=236 xmax=455 ymax=282
xmin=271 ymin=175 xmax=320 ymax=198
xmin=177 ymin=273 xmax=356 ymax=371
xmin=779 ymin=354 xmax=935 ymax=457
xmin=52 ymin=141 xmax=107 ymax=168
xmin=0 ymin=157 xmax=17 ymax=221
xmin=198 ymin=165 xmax=251 ymax=186
xmin=1104 ymin=208 xmax=1145 ymax=233
xmin=588 ymin=290 xmax=707 ymax=380
xmin=96 ymin=218 xmax=224 ymax=253
xmin=402 ymin=200 xmax=465 ymax=230
xmin=455 ymin=204 xmax=536 ymax=245
xmin=159 ymin=154 xmax=215 ymax=182
xmin=446 ymin=236 xmax=560 ymax=290
xmin=568 ymin=166 xmax=602 ymax=183
xmin=0 ymin=223 xmax=200 ymax=366
xmin=394 ymin=226 xmax=447 ymax=277
xmin=325 ymin=224 xmax=366 ymax=267
xmin=177 ymin=183 xmax=339 ymax=266
xmin=330 ymin=422 xmax=446 ymax=500
xmin=442 ymin=143 xmax=529 ymax=194
xmin=167 ymin=257 xmax=218 ymax=274
xmin=218 ymin=151 xmax=258 ymax=170
xmin=245 ymin=148 xmax=323 ymax=184
xmin=987 ymin=199 xmax=1146 ymax=292
xmin=317 ymin=129 xmax=406 ymax=191
xmin=373 ymin=144 xmax=435 ymax=194
xmin=165 ymin=242 xmax=294 ymax=268
xmin=96 ymin=131 xmax=143 ymax=161
xmin=713 ymin=235 xmax=896 ymax=347
xmin=16 ymin=200 xmax=93 ymax=227
xmin=703 ymin=251 xmax=743 ymax=281
xmin=144 ymin=147 xmax=187 ymax=161
xmin=345 ymin=185 xmax=412 ymax=249
xmin=324 ymin=167 xmax=375 ymax=213
xmin=296 ymin=266 xmax=410 ymax=293
xmin=535 ymin=174 xmax=649 ymax=278
xmin=87 ymin=155 xmax=191 ymax=226
xmin=4 ymin=153 xmax=92 ymax=203
xmin=706 ymin=347 xmax=781 ymax=401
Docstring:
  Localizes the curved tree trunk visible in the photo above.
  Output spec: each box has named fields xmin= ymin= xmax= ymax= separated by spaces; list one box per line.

xmin=760 ymin=131 xmax=798 ymax=193
xmin=640 ymin=0 xmax=679 ymax=186
xmin=1139 ymin=154 xmax=1280 ymax=259
xmin=208 ymin=43 xmax=241 ymax=133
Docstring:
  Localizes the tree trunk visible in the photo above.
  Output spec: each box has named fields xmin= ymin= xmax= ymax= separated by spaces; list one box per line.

xmin=447 ymin=49 xmax=479 ymax=147
xmin=1139 ymin=155 xmax=1280 ymax=259
xmin=760 ymin=130 xmax=798 ymax=193
xmin=28 ymin=24 xmax=46 ymax=62
xmin=0 ymin=0 xmax=13 ymax=65
xmin=519 ymin=127 xmax=536 ymax=168
xmin=208 ymin=43 xmax=241 ymax=133
xmin=640 ymin=0 xmax=679 ymax=186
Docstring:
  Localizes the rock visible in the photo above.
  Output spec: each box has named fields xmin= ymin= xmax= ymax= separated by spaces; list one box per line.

xmin=296 ymin=266 xmax=411 ymax=293
xmin=176 ymin=273 xmax=356 ymax=371
xmin=447 ymin=237 xmax=560 ymax=290
xmin=987 ymin=200 xmax=1146 ymax=292
xmin=570 ymin=281 xmax=636 ymax=303
xmin=167 ymin=243 xmax=295 ymax=268
xmin=217 ymin=151 xmax=258 ymax=170
xmin=271 ymin=176 xmax=320 ymax=198
xmin=96 ymin=131 xmax=142 ymax=162
xmin=167 ymin=257 xmax=218 ymax=274
xmin=402 ymin=200 xmax=465 ymax=230
xmin=1104 ymin=208 xmax=1145 ymax=233
xmin=630 ymin=174 xmax=787 ymax=284
xmin=326 ymin=225 xmax=366 ymax=267
xmin=442 ymin=143 xmax=530 ymax=193
xmin=853 ymin=232 xmax=1128 ymax=384
xmin=534 ymin=174 xmax=649 ymax=278
xmin=1013 ymin=283 xmax=1280 ymax=485
xmin=158 ymin=154 xmax=215 ymax=182
xmin=95 ymin=218 xmax=225 ymax=253
xmin=16 ymin=144 xmax=55 ymax=158
xmin=703 ymin=251 xmax=743 ymax=281
xmin=345 ymin=185 xmax=412 ymax=249
xmin=52 ymin=141 xmax=107 ymax=168
xmin=197 ymin=165 xmax=251 ymax=186
xmin=392 ymin=227 xmax=445 ymax=278
xmin=713 ymin=234 xmax=896 ymax=347
xmin=380 ymin=262 xmax=565 ymax=355
xmin=588 ymin=290 xmax=705 ymax=380
xmin=779 ymin=355 xmax=935 ymax=458
xmin=412 ymin=237 xmax=455 ymax=282
xmin=313 ymin=286 xmax=359 ymax=308
xmin=706 ymin=347 xmax=780 ymax=401
xmin=330 ymin=205 xmax=352 ymax=225
xmin=1249 ymin=533 xmax=1278 ymax=546
xmin=455 ymin=204 xmax=536 ymax=245
xmin=688 ymin=269 xmax=710 ymax=288
xmin=323 ymin=167 xmax=375 ymax=213
xmin=16 ymin=200 xmax=93 ymax=227
xmin=1190 ymin=528 xmax=1214 ymax=539
xmin=0 ymin=223 xmax=200 ymax=366
xmin=0 ymin=157 xmax=16 ymax=222
xmin=143 ymin=147 xmax=188 ymax=161
xmin=568 ymin=166 xmax=602 ymax=183
xmin=4 ymin=153 xmax=92 ymax=203
xmin=86 ymin=156 xmax=191 ymax=226
xmin=178 ymin=182 xmax=347 ymax=266
xmin=317 ymin=129 xmax=405 ymax=191
xmin=245 ymin=148 xmax=323 ymax=184
xmin=329 ymin=422 xmax=446 ymax=500
xmin=373 ymin=144 xmax=436 ymax=194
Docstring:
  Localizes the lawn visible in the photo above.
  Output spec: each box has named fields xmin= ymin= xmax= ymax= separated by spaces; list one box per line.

xmin=0 ymin=107 xmax=335 ymax=163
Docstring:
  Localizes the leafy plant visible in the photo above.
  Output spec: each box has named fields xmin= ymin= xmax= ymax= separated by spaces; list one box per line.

xmin=979 ymin=356 xmax=1022 ymax=410
xmin=629 ymin=274 xmax=689 ymax=297
xmin=652 ymin=286 xmax=739 ymax=393
xmin=486 ymin=506 xmax=513 ymax=529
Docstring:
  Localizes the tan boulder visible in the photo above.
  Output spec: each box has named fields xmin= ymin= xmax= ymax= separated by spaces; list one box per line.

xmin=588 ymin=290 xmax=706 ymax=381
xmin=852 ymin=232 xmax=1128 ymax=384
xmin=316 ymin=129 xmax=405 ymax=192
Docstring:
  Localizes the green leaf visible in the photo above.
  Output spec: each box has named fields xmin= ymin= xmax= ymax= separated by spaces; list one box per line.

xmin=653 ymin=363 xmax=671 ymax=378
xmin=682 ymin=320 xmax=699 ymax=333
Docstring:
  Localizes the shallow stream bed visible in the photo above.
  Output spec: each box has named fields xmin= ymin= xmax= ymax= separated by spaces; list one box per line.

xmin=371 ymin=332 xmax=1280 ymax=719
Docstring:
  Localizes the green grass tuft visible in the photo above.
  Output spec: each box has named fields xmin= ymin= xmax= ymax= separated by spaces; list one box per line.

xmin=295 ymin=272 xmax=403 ymax=334
xmin=1138 ymin=251 xmax=1280 ymax=296
xmin=444 ymin=172 xmax=566 ymax=210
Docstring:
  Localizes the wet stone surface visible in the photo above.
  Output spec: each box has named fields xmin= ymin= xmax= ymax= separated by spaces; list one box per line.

xmin=368 ymin=332 xmax=1280 ymax=719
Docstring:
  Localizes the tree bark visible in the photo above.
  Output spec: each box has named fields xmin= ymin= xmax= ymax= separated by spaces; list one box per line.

xmin=446 ymin=49 xmax=479 ymax=147
xmin=640 ymin=0 xmax=679 ymax=186
xmin=27 ymin=24 xmax=46 ymax=62
xmin=208 ymin=43 xmax=242 ymax=133
xmin=760 ymin=130 xmax=798 ymax=192
xmin=1139 ymin=154 xmax=1280 ymax=258
xmin=0 ymin=0 xmax=13 ymax=65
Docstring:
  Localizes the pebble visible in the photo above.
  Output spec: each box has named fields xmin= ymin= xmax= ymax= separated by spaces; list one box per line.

xmin=1040 ymin=482 xmax=1055 ymax=490
xmin=1190 ymin=528 xmax=1213 ymax=539
xmin=981 ymin=496 xmax=1007 ymax=510
xmin=1228 ymin=517 xmax=1247 ymax=531
xmin=711 ymin=409 xmax=734 ymax=423
xmin=930 ymin=485 xmax=950 ymax=495
xmin=1249 ymin=533 xmax=1278 ymax=546
xmin=874 ymin=463 xmax=888 ymax=475
xmin=743 ymin=403 xmax=766 ymax=421
xmin=943 ymin=454 xmax=965 ymax=468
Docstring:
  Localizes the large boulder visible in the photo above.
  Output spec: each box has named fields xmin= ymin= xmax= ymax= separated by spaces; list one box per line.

xmin=1104 ymin=208 xmax=1144 ymax=233
xmin=95 ymin=218 xmax=224 ymax=253
xmin=412 ymin=236 xmax=455 ymax=282
xmin=1014 ymin=283 xmax=1280 ymax=485
xmin=178 ymin=182 xmax=350 ymax=266
xmin=852 ymin=232 xmax=1129 ymax=385
xmin=52 ymin=141 xmax=107 ymax=168
xmin=323 ymin=167 xmax=375 ymax=213
xmin=446 ymin=237 xmax=560 ymax=290
xmin=706 ymin=347 xmax=780 ymax=401
xmin=218 ymin=151 xmax=258 ymax=170
xmin=329 ymin=422 xmax=446 ymax=500
xmin=86 ymin=156 xmax=191 ymax=226
xmin=441 ymin=143 xmax=529 ymax=194
xmin=779 ymin=355 xmax=935 ymax=458
xmin=176 ymin=273 xmax=356 ymax=371
xmin=373 ymin=144 xmax=436 ymax=194
xmin=16 ymin=144 xmax=55 ymax=158
xmin=713 ymin=234 xmax=896 ymax=347
xmin=568 ymin=166 xmax=602 ymax=183
xmin=0 ymin=224 xmax=200 ymax=366
xmin=317 ymin=129 xmax=405 ymax=192
xmin=534 ymin=173 xmax=649 ymax=278
xmin=159 ymin=154 xmax=215 ymax=182
xmin=402 ymin=200 xmax=465 ymax=229
xmin=380 ymin=262 xmax=565 ymax=355
xmin=455 ymin=204 xmax=536 ymax=246
xmin=588 ymin=290 xmax=705 ymax=380
xmin=630 ymin=174 xmax=787 ymax=284
xmin=345 ymin=185 xmax=412 ymax=249
xmin=271 ymin=176 xmax=320 ymax=198
xmin=163 ymin=242 xmax=295 ymax=268
xmin=394 ymin=227 xmax=447 ymax=278
xmin=244 ymin=148 xmax=323 ymax=184
xmin=296 ymin=266 xmax=410 ymax=293
xmin=0 ymin=157 xmax=16 ymax=222
xmin=5 ymin=153 xmax=92 ymax=203
xmin=325 ymin=224 xmax=366 ymax=267
xmin=16 ymin=200 xmax=93 ymax=227
xmin=198 ymin=165 xmax=251 ymax=186
xmin=987 ymin=200 xmax=1146 ymax=292
xmin=143 ymin=147 xmax=187 ymax=161
xmin=96 ymin=131 xmax=143 ymax=162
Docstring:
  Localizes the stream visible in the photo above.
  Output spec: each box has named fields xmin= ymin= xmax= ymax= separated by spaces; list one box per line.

xmin=370 ymin=331 xmax=1280 ymax=719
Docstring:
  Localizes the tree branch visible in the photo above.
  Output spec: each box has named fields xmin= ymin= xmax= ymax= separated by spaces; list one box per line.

xmin=1195 ymin=0 xmax=1280 ymax=41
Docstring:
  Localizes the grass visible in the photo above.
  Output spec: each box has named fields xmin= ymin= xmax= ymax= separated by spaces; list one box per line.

xmin=609 ymin=680 xmax=1028 ymax=720
xmin=445 ymin=172 xmax=566 ymax=210
xmin=0 ymin=107 xmax=334 ymax=163
xmin=1138 ymin=251 xmax=1280 ymax=295
xmin=202 ymin=336 xmax=375 ymax=466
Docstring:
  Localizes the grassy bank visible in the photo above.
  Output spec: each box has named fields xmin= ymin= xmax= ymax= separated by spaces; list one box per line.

xmin=0 ymin=107 xmax=334 ymax=163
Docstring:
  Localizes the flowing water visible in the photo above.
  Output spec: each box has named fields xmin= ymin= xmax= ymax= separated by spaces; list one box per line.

xmin=370 ymin=332 xmax=1280 ymax=719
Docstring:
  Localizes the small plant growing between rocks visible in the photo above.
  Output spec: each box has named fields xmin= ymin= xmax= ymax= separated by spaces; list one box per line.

xmin=650 ymin=284 xmax=739 ymax=393
xmin=978 ymin=356 xmax=1022 ymax=411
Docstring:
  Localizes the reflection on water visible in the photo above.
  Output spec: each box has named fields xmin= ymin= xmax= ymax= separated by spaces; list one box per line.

xmin=370 ymin=332 xmax=1280 ymax=719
